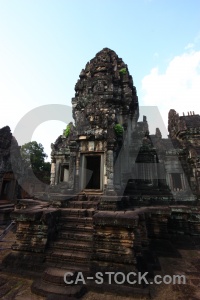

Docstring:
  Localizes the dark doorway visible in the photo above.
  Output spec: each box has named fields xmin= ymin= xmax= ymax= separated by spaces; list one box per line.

xmin=85 ymin=156 xmax=101 ymax=189
xmin=0 ymin=180 xmax=10 ymax=200
xmin=171 ymin=173 xmax=182 ymax=190
xmin=60 ymin=165 xmax=69 ymax=182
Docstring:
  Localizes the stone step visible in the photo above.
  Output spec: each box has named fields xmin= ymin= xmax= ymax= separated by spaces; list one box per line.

xmin=84 ymin=208 xmax=96 ymax=217
xmin=60 ymin=208 xmax=87 ymax=217
xmin=93 ymin=247 xmax=133 ymax=256
xmin=50 ymin=240 xmax=93 ymax=252
xmin=43 ymin=267 xmax=75 ymax=285
xmin=66 ymin=201 xmax=99 ymax=209
xmin=45 ymin=261 xmax=90 ymax=273
xmin=93 ymin=243 xmax=133 ymax=253
xmin=42 ymin=267 xmax=90 ymax=285
xmin=46 ymin=250 xmax=91 ymax=263
xmin=0 ymin=203 xmax=14 ymax=209
xmin=60 ymin=208 xmax=96 ymax=218
xmin=48 ymin=193 xmax=76 ymax=201
xmin=91 ymin=260 xmax=138 ymax=274
xmin=77 ymin=194 xmax=102 ymax=199
xmin=59 ymin=231 xmax=93 ymax=241
xmin=89 ymin=281 xmax=149 ymax=298
xmin=43 ymin=267 xmax=76 ymax=285
xmin=93 ymin=252 xmax=136 ymax=264
xmin=61 ymin=223 xmax=93 ymax=232
xmin=32 ymin=278 xmax=86 ymax=298
xmin=59 ymin=216 xmax=93 ymax=226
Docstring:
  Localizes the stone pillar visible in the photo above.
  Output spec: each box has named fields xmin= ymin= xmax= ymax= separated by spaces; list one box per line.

xmin=181 ymin=173 xmax=185 ymax=190
xmin=106 ymin=143 xmax=116 ymax=195
xmin=114 ymin=150 xmax=121 ymax=187
xmin=68 ymin=141 xmax=78 ymax=192
xmin=55 ymin=161 xmax=60 ymax=185
xmin=68 ymin=154 xmax=76 ymax=190
xmin=50 ymin=160 xmax=56 ymax=186
xmin=74 ymin=153 xmax=80 ymax=193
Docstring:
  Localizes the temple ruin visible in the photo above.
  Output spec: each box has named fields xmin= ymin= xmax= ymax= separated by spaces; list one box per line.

xmin=1 ymin=48 xmax=200 ymax=298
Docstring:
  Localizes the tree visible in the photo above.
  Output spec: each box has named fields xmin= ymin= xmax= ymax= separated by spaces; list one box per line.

xmin=20 ymin=141 xmax=51 ymax=182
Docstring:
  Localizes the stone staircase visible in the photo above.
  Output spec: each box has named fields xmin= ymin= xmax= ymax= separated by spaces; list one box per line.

xmin=32 ymin=199 xmax=99 ymax=298
xmin=32 ymin=198 xmax=151 ymax=298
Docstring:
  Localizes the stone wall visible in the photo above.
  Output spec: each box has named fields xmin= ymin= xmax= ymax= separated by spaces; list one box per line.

xmin=2 ymin=200 xmax=60 ymax=273
xmin=92 ymin=209 xmax=150 ymax=278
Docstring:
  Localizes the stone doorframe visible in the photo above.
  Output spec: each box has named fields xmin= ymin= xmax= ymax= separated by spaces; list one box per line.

xmin=80 ymin=152 xmax=104 ymax=192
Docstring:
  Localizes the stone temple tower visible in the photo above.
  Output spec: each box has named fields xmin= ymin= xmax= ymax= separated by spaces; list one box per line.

xmin=50 ymin=48 xmax=139 ymax=198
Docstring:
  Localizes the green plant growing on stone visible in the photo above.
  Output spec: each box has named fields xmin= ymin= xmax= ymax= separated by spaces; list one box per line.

xmin=64 ymin=124 xmax=70 ymax=137
xmin=114 ymin=124 xmax=124 ymax=136
xmin=119 ymin=68 xmax=127 ymax=75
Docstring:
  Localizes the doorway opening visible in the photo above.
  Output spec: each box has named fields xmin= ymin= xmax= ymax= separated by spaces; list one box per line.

xmin=85 ymin=156 xmax=101 ymax=189
xmin=0 ymin=180 xmax=11 ymax=200
xmin=171 ymin=173 xmax=182 ymax=190
xmin=60 ymin=165 xmax=69 ymax=182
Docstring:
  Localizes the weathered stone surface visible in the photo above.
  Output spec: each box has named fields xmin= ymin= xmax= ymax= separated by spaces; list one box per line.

xmin=2 ymin=48 xmax=200 ymax=299
xmin=0 ymin=126 xmax=13 ymax=175
xmin=0 ymin=126 xmax=21 ymax=205
xmin=167 ymin=109 xmax=200 ymax=199
xmin=50 ymin=48 xmax=139 ymax=197
xmin=3 ymin=205 xmax=60 ymax=254
xmin=73 ymin=48 xmax=138 ymax=135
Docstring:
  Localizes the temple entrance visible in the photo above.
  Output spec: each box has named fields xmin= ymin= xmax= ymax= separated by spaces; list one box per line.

xmin=171 ymin=173 xmax=182 ymax=190
xmin=85 ymin=156 xmax=100 ymax=189
xmin=0 ymin=173 xmax=16 ymax=201
xmin=81 ymin=154 xmax=103 ymax=191
xmin=0 ymin=180 xmax=10 ymax=200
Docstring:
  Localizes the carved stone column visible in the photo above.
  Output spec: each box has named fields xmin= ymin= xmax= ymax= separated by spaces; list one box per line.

xmin=55 ymin=160 xmax=60 ymax=185
xmin=50 ymin=159 xmax=56 ymax=186
xmin=74 ymin=153 xmax=80 ymax=193
xmin=68 ymin=154 xmax=76 ymax=190
xmin=68 ymin=141 xmax=77 ymax=192
xmin=106 ymin=142 xmax=116 ymax=195
xmin=181 ymin=173 xmax=186 ymax=190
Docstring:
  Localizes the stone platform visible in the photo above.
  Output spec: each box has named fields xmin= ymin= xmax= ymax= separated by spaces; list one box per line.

xmin=1 ymin=196 xmax=200 ymax=299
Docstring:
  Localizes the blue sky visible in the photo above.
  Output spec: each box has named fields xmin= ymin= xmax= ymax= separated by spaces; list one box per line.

xmin=0 ymin=0 xmax=200 ymax=160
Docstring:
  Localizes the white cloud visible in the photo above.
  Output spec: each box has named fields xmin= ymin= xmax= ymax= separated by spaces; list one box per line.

xmin=141 ymin=50 xmax=200 ymax=135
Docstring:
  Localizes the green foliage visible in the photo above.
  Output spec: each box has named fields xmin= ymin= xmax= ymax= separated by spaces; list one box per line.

xmin=64 ymin=124 xmax=71 ymax=137
xmin=20 ymin=141 xmax=50 ymax=174
xmin=114 ymin=124 xmax=124 ymax=136
xmin=119 ymin=68 xmax=127 ymax=75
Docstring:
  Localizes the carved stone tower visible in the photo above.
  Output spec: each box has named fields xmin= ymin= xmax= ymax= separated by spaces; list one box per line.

xmin=50 ymin=48 xmax=139 ymax=196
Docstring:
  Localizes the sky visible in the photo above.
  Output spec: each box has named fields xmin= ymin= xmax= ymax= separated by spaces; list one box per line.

xmin=0 ymin=0 xmax=200 ymax=161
